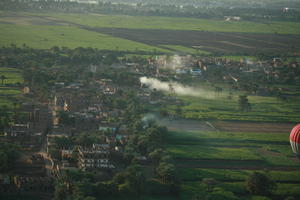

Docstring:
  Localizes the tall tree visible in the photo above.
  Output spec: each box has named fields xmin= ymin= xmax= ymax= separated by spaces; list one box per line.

xmin=0 ymin=75 xmax=6 ymax=85
xmin=238 ymin=95 xmax=251 ymax=112
xmin=245 ymin=172 xmax=276 ymax=195
xmin=202 ymin=178 xmax=217 ymax=192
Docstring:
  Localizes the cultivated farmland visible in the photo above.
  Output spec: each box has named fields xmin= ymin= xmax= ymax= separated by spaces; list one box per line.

xmin=1 ymin=12 xmax=300 ymax=54
xmin=0 ymin=67 xmax=23 ymax=107
xmin=165 ymin=129 xmax=300 ymax=199
xmin=84 ymin=28 xmax=300 ymax=54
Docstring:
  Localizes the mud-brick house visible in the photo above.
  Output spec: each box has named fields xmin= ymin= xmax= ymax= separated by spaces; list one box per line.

xmin=78 ymin=144 xmax=114 ymax=171
xmin=5 ymin=123 xmax=42 ymax=147
xmin=98 ymin=122 xmax=118 ymax=133
xmin=0 ymin=175 xmax=15 ymax=193
xmin=13 ymin=176 xmax=53 ymax=193
xmin=27 ymin=154 xmax=45 ymax=166
xmin=61 ymin=148 xmax=74 ymax=159
xmin=20 ymin=103 xmax=52 ymax=135
xmin=46 ymin=125 xmax=70 ymax=153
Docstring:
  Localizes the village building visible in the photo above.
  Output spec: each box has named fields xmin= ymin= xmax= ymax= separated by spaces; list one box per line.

xmin=78 ymin=144 xmax=114 ymax=171
xmin=13 ymin=176 xmax=53 ymax=193
xmin=47 ymin=126 xmax=70 ymax=153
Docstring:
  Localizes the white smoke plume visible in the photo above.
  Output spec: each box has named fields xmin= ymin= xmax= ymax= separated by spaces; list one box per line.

xmin=140 ymin=77 xmax=214 ymax=98
xmin=141 ymin=113 xmax=157 ymax=128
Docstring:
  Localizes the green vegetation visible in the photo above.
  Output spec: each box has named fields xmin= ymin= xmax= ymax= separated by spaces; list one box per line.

xmin=0 ymin=195 xmax=41 ymax=200
xmin=167 ymin=130 xmax=298 ymax=166
xmin=0 ymin=142 xmax=19 ymax=171
xmin=0 ymin=24 xmax=168 ymax=52
xmin=0 ymin=97 xmax=14 ymax=107
xmin=177 ymin=168 xmax=300 ymax=182
xmin=0 ymin=88 xmax=21 ymax=95
xmin=166 ymin=129 xmax=300 ymax=199
xmin=42 ymin=13 xmax=300 ymax=35
xmin=166 ymin=91 xmax=300 ymax=122
xmin=0 ymin=68 xmax=22 ymax=107
xmin=168 ymin=145 xmax=261 ymax=160
xmin=0 ymin=9 xmax=299 ymax=199
xmin=0 ymin=67 xmax=23 ymax=84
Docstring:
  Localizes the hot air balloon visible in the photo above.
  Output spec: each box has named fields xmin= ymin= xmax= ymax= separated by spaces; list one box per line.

xmin=290 ymin=124 xmax=300 ymax=159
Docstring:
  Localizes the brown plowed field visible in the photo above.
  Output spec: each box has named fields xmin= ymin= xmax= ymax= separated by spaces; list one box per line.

xmin=86 ymin=27 xmax=300 ymax=54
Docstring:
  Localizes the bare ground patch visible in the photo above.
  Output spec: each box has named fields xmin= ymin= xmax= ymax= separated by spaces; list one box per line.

xmin=84 ymin=27 xmax=300 ymax=54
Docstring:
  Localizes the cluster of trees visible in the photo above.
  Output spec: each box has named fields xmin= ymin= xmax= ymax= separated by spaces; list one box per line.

xmin=0 ymin=45 xmax=120 ymax=69
xmin=0 ymin=142 xmax=20 ymax=171
xmin=0 ymin=106 xmax=12 ymax=132
xmin=238 ymin=95 xmax=251 ymax=112
xmin=52 ymin=120 xmax=179 ymax=200
xmin=193 ymin=172 xmax=278 ymax=200
xmin=0 ymin=46 xmax=148 ymax=101
xmin=1 ymin=0 xmax=299 ymax=21
xmin=201 ymin=58 xmax=300 ymax=98
xmin=54 ymin=163 xmax=177 ymax=200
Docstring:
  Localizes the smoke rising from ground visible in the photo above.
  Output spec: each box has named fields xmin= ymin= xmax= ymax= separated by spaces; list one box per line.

xmin=140 ymin=77 xmax=214 ymax=98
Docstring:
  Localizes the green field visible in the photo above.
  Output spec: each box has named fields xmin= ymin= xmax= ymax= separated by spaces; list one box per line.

xmin=177 ymin=168 xmax=300 ymax=182
xmin=167 ymin=130 xmax=300 ymax=199
xmin=0 ymin=67 xmax=23 ymax=85
xmin=1 ymin=12 xmax=300 ymax=54
xmin=0 ymin=23 xmax=168 ymax=52
xmin=0 ymin=88 xmax=21 ymax=95
xmin=0 ymin=67 xmax=23 ymax=107
xmin=166 ymin=89 xmax=300 ymax=122
xmin=40 ymin=13 xmax=300 ymax=35
xmin=181 ymin=181 xmax=300 ymax=199
xmin=167 ymin=130 xmax=297 ymax=166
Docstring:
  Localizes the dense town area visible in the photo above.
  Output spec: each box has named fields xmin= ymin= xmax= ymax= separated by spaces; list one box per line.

xmin=0 ymin=45 xmax=300 ymax=199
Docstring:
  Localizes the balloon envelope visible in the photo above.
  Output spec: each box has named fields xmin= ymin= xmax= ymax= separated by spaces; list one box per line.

xmin=290 ymin=124 xmax=300 ymax=155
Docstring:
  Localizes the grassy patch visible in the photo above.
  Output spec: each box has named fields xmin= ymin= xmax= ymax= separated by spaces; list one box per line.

xmin=274 ymin=183 xmax=300 ymax=196
xmin=0 ymin=87 xmax=22 ymax=95
xmin=41 ymin=13 xmax=300 ymax=34
xmin=168 ymin=144 xmax=261 ymax=160
xmin=177 ymin=168 xmax=300 ymax=182
xmin=167 ymin=130 xmax=299 ymax=166
xmin=0 ymin=97 xmax=14 ymax=107
xmin=167 ymin=128 xmax=300 ymax=198
xmin=167 ymin=91 xmax=300 ymax=122
xmin=167 ymin=130 xmax=290 ymax=145
xmin=0 ymin=67 xmax=23 ymax=84
xmin=0 ymin=23 xmax=168 ymax=52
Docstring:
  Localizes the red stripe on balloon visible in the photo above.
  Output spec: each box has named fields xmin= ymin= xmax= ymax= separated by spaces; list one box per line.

xmin=290 ymin=124 xmax=300 ymax=143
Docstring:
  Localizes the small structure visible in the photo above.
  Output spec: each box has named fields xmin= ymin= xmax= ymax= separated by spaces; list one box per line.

xmin=13 ymin=176 xmax=53 ymax=192
xmin=78 ymin=144 xmax=114 ymax=171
